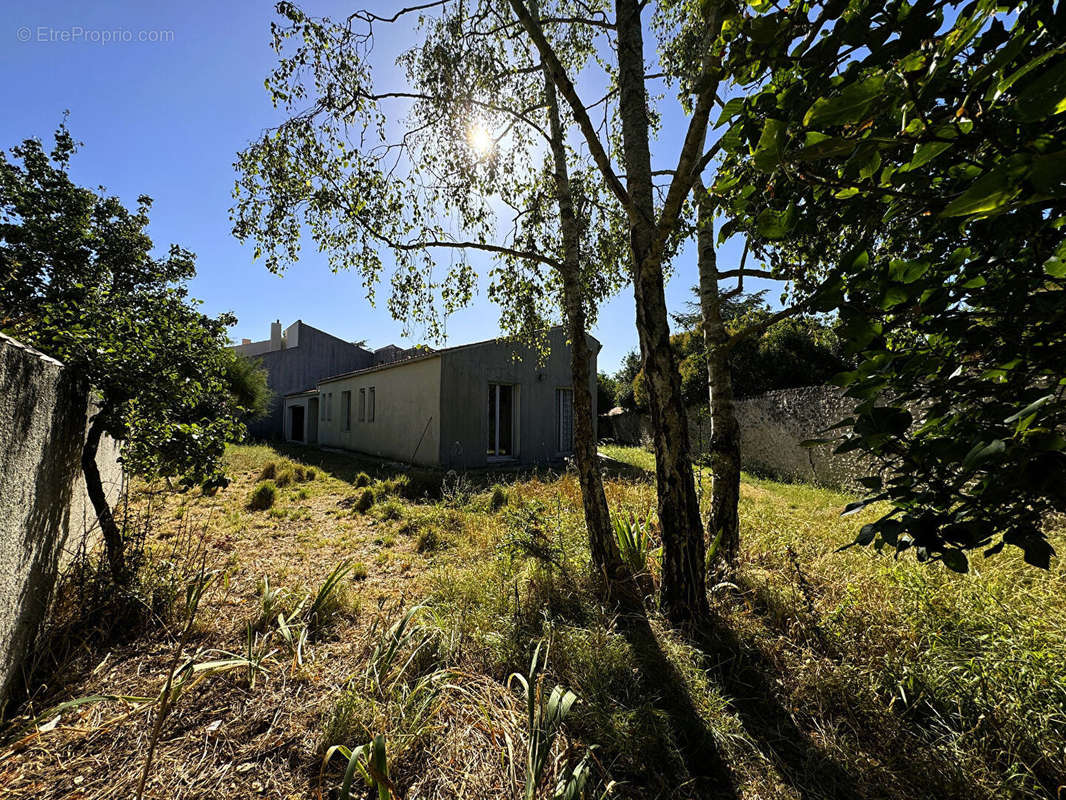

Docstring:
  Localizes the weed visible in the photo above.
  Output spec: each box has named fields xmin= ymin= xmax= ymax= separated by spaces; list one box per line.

xmin=490 ymin=484 xmax=509 ymax=512
xmin=612 ymin=512 xmax=654 ymax=573
xmin=416 ymin=528 xmax=445 ymax=553
xmin=248 ymin=481 xmax=277 ymax=510
xmin=351 ymin=562 xmax=369 ymax=581
xmin=355 ymin=489 xmax=375 ymax=513
xmin=305 ymin=466 xmax=318 ymax=481
xmin=323 ymin=734 xmax=392 ymax=800
xmin=354 ymin=471 xmax=372 ymax=488
xmin=275 ymin=468 xmax=295 ymax=487
xmin=258 ymin=461 xmax=278 ymax=480
xmin=377 ymin=499 xmax=404 ymax=521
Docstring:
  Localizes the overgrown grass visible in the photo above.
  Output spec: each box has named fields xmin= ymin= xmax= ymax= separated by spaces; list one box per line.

xmin=13 ymin=442 xmax=1062 ymax=800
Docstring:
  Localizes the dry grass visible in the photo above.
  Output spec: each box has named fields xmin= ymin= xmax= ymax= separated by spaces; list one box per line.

xmin=1 ymin=443 xmax=1062 ymax=800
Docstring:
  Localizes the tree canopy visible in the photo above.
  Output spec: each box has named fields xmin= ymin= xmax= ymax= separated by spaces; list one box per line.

xmin=1 ymin=125 xmax=256 ymax=581
xmin=713 ymin=0 xmax=1065 ymax=568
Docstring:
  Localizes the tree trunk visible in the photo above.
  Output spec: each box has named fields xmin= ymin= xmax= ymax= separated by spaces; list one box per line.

xmin=542 ymin=63 xmax=628 ymax=592
xmin=615 ymin=0 xmax=708 ymax=626
xmin=83 ymin=408 xmax=128 ymax=584
xmin=696 ymin=193 xmax=741 ymax=568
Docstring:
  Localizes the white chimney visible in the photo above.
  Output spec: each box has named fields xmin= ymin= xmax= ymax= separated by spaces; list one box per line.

xmin=270 ymin=320 xmax=282 ymax=351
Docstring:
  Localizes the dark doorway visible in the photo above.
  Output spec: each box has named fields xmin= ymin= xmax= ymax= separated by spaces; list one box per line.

xmin=290 ymin=405 xmax=305 ymax=442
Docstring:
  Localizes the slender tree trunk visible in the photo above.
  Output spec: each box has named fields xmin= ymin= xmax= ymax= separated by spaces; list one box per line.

xmin=615 ymin=0 xmax=708 ymax=626
xmin=542 ymin=63 xmax=627 ymax=591
xmin=83 ymin=408 xmax=128 ymax=584
xmin=696 ymin=192 xmax=741 ymax=568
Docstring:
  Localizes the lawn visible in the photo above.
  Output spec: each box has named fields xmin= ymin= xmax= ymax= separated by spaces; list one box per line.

xmin=2 ymin=443 xmax=1063 ymax=799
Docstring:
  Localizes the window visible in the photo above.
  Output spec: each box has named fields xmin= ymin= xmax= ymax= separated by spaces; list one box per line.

xmin=487 ymin=383 xmax=516 ymax=457
xmin=368 ymin=387 xmax=376 ymax=422
xmin=342 ymin=390 xmax=351 ymax=431
xmin=320 ymin=393 xmax=325 ymax=421
xmin=556 ymin=388 xmax=574 ymax=453
xmin=359 ymin=388 xmax=366 ymax=421
xmin=327 ymin=392 xmax=333 ymax=421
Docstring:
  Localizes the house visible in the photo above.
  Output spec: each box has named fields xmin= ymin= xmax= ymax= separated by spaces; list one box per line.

xmin=282 ymin=327 xmax=598 ymax=468
xmin=231 ymin=320 xmax=381 ymax=439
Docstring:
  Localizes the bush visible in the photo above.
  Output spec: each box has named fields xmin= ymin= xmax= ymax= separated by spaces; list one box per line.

xmin=258 ymin=461 xmax=277 ymax=481
xmin=248 ymin=480 xmax=277 ymax=510
xmin=489 ymin=484 xmax=508 ymax=512
xmin=274 ymin=468 xmax=294 ymax=487
xmin=354 ymin=471 xmax=372 ymax=488
xmin=305 ymin=466 xmax=317 ymax=481
xmin=354 ymin=488 xmax=374 ymax=513
xmin=293 ymin=464 xmax=306 ymax=482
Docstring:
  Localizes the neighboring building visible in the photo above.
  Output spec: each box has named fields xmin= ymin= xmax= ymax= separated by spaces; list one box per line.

xmin=231 ymin=320 xmax=375 ymax=439
xmin=283 ymin=327 xmax=598 ymax=468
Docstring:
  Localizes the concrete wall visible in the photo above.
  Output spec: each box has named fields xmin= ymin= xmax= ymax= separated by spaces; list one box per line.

xmin=239 ymin=322 xmax=372 ymax=440
xmin=317 ymin=356 xmax=442 ymax=466
xmin=601 ymin=385 xmax=869 ymax=491
xmin=438 ymin=328 xmax=598 ymax=469
xmin=0 ymin=335 xmax=123 ymax=704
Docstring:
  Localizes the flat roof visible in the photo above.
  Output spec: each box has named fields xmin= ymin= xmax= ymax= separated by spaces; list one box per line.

xmin=313 ymin=325 xmax=591 ymax=386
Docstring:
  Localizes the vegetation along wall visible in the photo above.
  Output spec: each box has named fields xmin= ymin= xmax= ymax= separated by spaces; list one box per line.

xmin=603 ymin=384 xmax=869 ymax=491
xmin=0 ymin=334 xmax=123 ymax=704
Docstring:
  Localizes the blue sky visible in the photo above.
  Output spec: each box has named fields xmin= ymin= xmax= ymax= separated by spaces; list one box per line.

xmin=1 ymin=1 xmax=769 ymax=373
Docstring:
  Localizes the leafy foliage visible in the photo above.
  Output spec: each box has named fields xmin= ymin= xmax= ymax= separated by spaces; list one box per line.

xmin=714 ymin=0 xmax=1065 ymax=567
xmin=0 ymin=125 xmax=252 ymax=579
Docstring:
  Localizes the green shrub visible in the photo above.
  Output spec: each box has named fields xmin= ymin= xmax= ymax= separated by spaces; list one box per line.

xmin=275 ymin=468 xmax=295 ymax=487
xmin=353 ymin=471 xmax=372 ymax=488
xmin=248 ymin=480 xmax=277 ymax=510
xmin=489 ymin=484 xmax=508 ymax=512
xmin=258 ymin=461 xmax=277 ymax=481
xmin=305 ymin=466 xmax=317 ymax=481
xmin=293 ymin=464 xmax=306 ymax=482
xmin=354 ymin=488 xmax=374 ymax=513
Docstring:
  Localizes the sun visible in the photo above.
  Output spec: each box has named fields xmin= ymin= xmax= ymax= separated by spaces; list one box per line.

xmin=467 ymin=122 xmax=493 ymax=155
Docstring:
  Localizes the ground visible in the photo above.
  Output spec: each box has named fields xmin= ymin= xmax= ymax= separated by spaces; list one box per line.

xmin=1 ymin=443 xmax=1063 ymax=799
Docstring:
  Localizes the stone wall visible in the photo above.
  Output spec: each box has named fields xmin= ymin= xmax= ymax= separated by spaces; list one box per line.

xmin=601 ymin=384 xmax=868 ymax=491
xmin=0 ymin=334 xmax=123 ymax=705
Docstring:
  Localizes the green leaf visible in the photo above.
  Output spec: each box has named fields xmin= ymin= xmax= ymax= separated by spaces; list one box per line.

xmin=888 ymin=259 xmax=930 ymax=284
xmin=941 ymin=169 xmax=1021 ymax=217
xmin=1004 ymin=394 xmax=1053 ymax=424
xmin=1015 ymin=59 xmax=1066 ymax=122
xmin=804 ymin=75 xmax=888 ymax=127
xmin=881 ymin=286 xmax=909 ymax=308
xmin=962 ymin=439 xmax=1006 ymax=469
xmin=715 ymin=96 xmax=745 ymax=128
xmin=1045 ymin=256 xmax=1066 ymax=278
xmin=907 ymin=141 xmax=954 ymax=171
xmin=753 ymin=118 xmax=786 ymax=172
xmin=755 ymin=203 xmax=797 ymax=239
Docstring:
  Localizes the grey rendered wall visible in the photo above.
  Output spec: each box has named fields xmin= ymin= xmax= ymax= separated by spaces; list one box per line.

xmin=0 ymin=335 xmax=123 ymax=705
xmin=246 ymin=323 xmax=372 ymax=440
xmin=601 ymin=385 xmax=869 ymax=491
xmin=316 ymin=356 xmax=442 ymax=466
xmin=438 ymin=328 xmax=598 ymax=468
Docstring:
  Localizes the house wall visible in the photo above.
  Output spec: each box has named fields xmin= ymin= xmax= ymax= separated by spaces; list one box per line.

xmin=437 ymin=328 xmax=598 ymax=469
xmin=240 ymin=322 xmax=372 ymax=440
xmin=316 ymin=356 xmax=442 ymax=466
xmin=0 ymin=334 xmax=123 ymax=706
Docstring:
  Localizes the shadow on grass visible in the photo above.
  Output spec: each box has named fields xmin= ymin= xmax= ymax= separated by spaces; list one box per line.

xmin=615 ymin=610 xmax=740 ymax=800
xmin=266 ymin=440 xmax=575 ymax=499
xmin=689 ymin=614 xmax=973 ymax=800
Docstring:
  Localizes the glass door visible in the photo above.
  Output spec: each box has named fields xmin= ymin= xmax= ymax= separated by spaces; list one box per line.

xmin=487 ymin=383 xmax=514 ymax=457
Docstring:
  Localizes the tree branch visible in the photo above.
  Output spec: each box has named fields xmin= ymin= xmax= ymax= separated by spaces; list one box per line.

xmin=507 ymin=0 xmax=632 ymax=215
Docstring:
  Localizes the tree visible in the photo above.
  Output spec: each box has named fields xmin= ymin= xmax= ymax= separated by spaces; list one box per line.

xmin=714 ymin=0 xmax=1065 ymax=568
xmin=0 ymin=126 xmax=251 ymax=583
xmin=596 ymin=372 xmax=618 ymax=412
xmin=233 ymin=0 xmax=630 ymax=591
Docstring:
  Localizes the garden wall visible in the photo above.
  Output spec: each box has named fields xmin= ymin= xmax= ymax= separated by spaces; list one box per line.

xmin=0 ymin=334 xmax=123 ymax=706
xmin=601 ymin=384 xmax=868 ymax=491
